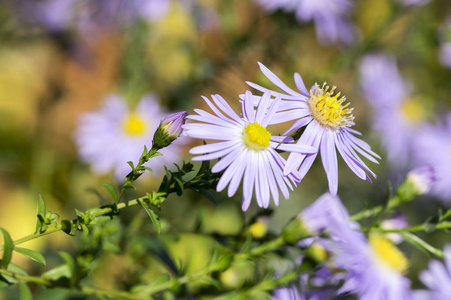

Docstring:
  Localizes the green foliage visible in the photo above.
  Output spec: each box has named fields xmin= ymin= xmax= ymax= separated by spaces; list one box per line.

xmin=14 ymin=247 xmax=46 ymax=266
xmin=0 ymin=228 xmax=13 ymax=269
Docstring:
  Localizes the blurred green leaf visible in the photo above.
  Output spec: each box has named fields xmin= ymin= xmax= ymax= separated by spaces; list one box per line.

xmin=18 ymin=281 xmax=32 ymax=300
xmin=42 ymin=265 xmax=71 ymax=281
xmin=102 ymin=183 xmax=118 ymax=205
xmin=58 ymin=251 xmax=77 ymax=288
xmin=14 ymin=247 xmax=46 ymax=266
xmin=138 ymin=199 xmax=161 ymax=234
xmin=35 ymin=195 xmax=46 ymax=233
xmin=1 ymin=228 xmax=14 ymax=268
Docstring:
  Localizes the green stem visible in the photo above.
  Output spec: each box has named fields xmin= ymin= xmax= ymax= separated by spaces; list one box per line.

xmin=81 ymin=286 xmax=140 ymax=300
xmin=377 ymin=221 xmax=451 ymax=233
xmin=0 ymin=193 xmax=167 ymax=252
xmin=350 ymin=196 xmax=401 ymax=222
xmin=0 ymin=269 xmax=52 ymax=286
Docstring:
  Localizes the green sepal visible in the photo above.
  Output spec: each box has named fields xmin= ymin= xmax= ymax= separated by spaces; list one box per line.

xmin=61 ymin=219 xmax=75 ymax=236
xmin=0 ymin=228 xmax=14 ymax=268
xmin=14 ymin=247 xmax=46 ymax=266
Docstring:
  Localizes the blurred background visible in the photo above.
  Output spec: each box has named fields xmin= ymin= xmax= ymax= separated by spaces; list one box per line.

xmin=1 ymin=0 xmax=451 ymax=298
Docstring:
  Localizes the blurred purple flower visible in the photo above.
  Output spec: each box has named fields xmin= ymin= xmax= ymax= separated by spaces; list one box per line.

xmin=359 ymin=53 xmax=427 ymax=169
xmin=413 ymin=114 xmax=451 ymax=202
xmin=438 ymin=42 xmax=451 ymax=69
xmin=75 ymin=93 xmax=185 ymax=181
xmin=256 ymin=0 xmax=358 ymax=45
xmin=328 ymin=223 xmax=413 ymax=299
xmin=380 ymin=213 xmax=409 ymax=244
xmin=248 ymin=62 xmax=379 ymax=196
xmin=183 ymin=91 xmax=316 ymax=211
xmin=415 ymin=245 xmax=451 ymax=300
xmin=395 ymin=0 xmax=430 ymax=6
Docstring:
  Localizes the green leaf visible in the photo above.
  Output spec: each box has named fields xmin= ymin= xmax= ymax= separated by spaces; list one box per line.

xmin=58 ymin=251 xmax=77 ymax=288
xmin=127 ymin=161 xmax=135 ymax=170
xmin=102 ymin=183 xmax=118 ymax=205
xmin=61 ymin=219 xmax=75 ymax=236
xmin=142 ymin=166 xmax=153 ymax=173
xmin=18 ymin=281 xmax=32 ymax=300
xmin=138 ymin=199 xmax=161 ymax=234
xmin=0 ymin=228 xmax=14 ymax=268
xmin=14 ymin=247 xmax=46 ymax=266
xmin=35 ymin=195 xmax=46 ymax=233
xmin=42 ymin=265 xmax=71 ymax=281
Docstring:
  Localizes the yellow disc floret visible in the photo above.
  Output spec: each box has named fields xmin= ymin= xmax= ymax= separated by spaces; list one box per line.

xmin=122 ymin=112 xmax=147 ymax=136
xmin=242 ymin=122 xmax=271 ymax=151
xmin=369 ymin=233 xmax=409 ymax=274
xmin=308 ymin=83 xmax=354 ymax=129
xmin=401 ymin=98 xmax=426 ymax=125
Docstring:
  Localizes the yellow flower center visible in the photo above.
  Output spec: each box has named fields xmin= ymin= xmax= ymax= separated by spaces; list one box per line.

xmin=249 ymin=222 xmax=268 ymax=239
xmin=401 ymin=98 xmax=425 ymax=125
xmin=308 ymin=83 xmax=354 ymax=129
xmin=122 ymin=112 xmax=147 ymax=136
xmin=242 ymin=122 xmax=271 ymax=151
xmin=369 ymin=233 xmax=409 ymax=274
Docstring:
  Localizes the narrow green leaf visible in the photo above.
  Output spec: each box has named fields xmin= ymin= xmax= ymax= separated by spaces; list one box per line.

xmin=0 ymin=228 xmax=14 ymax=268
xmin=18 ymin=281 xmax=32 ymax=300
xmin=14 ymin=247 xmax=46 ymax=266
xmin=142 ymin=166 xmax=153 ymax=173
xmin=35 ymin=195 xmax=46 ymax=233
xmin=127 ymin=161 xmax=135 ymax=170
xmin=138 ymin=199 xmax=161 ymax=234
xmin=102 ymin=183 xmax=118 ymax=205
xmin=80 ymin=224 xmax=89 ymax=236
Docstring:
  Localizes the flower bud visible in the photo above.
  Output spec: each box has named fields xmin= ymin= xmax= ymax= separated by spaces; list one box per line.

xmin=153 ymin=111 xmax=187 ymax=149
xmin=406 ymin=165 xmax=435 ymax=196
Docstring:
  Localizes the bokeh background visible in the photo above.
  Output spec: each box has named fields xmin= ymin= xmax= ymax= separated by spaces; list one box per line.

xmin=1 ymin=0 xmax=451 ymax=298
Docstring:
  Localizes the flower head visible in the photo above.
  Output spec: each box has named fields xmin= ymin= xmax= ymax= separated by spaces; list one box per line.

xmin=413 ymin=113 xmax=451 ymax=203
xmin=328 ymin=223 xmax=413 ymax=299
xmin=416 ymin=245 xmax=451 ymax=300
xmin=183 ymin=91 xmax=316 ymax=211
xmin=359 ymin=53 xmax=428 ymax=169
xmin=257 ymin=0 xmax=358 ymax=45
xmin=75 ymin=94 xmax=185 ymax=181
xmin=247 ymin=62 xmax=380 ymax=196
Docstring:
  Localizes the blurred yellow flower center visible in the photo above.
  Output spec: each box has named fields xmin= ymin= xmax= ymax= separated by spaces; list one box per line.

xmin=123 ymin=112 xmax=147 ymax=136
xmin=369 ymin=233 xmax=409 ymax=274
xmin=243 ymin=122 xmax=271 ymax=151
xmin=309 ymin=83 xmax=354 ymax=129
xmin=401 ymin=98 xmax=425 ymax=124
xmin=249 ymin=222 xmax=268 ymax=239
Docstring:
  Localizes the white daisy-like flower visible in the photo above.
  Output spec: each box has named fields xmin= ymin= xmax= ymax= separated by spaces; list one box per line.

xmin=75 ymin=93 xmax=185 ymax=181
xmin=247 ymin=62 xmax=380 ymax=196
xmin=183 ymin=91 xmax=316 ymax=211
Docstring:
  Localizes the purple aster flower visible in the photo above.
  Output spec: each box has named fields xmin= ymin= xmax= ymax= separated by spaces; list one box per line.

xmin=359 ymin=53 xmax=427 ymax=169
xmin=328 ymin=223 xmax=413 ymax=299
xmin=75 ymin=93 xmax=185 ymax=181
xmin=153 ymin=111 xmax=188 ymax=149
xmin=413 ymin=113 xmax=451 ymax=202
xmin=257 ymin=0 xmax=358 ymax=45
xmin=183 ymin=91 xmax=317 ymax=211
xmin=415 ymin=245 xmax=451 ymax=300
xmin=298 ymin=193 xmax=357 ymax=235
xmin=247 ymin=62 xmax=380 ymax=196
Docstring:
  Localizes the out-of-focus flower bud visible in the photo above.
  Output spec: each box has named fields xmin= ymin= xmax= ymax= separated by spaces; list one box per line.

xmin=153 ymin=111 xmax=187 ymax=149
xmin=281 ymin=217 xmax=312 ymax=245
xmin=397 ymin=165 xmax=436 ymax=201
xmin=406 ymin=165 xmax=435 ymax=196
xmin=248 ymin=217 xmax=268 ymax=239
xmin=381 ymin=213 xmax=408 ymax=244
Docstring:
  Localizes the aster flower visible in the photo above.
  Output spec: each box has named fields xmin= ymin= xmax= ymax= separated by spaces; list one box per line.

xmin=328 ymin=223 xmax=413 ymax=299
xmin=247 ymin=62 xmax=379 ymax=196
xmin=75 ymin=93 xmax=185 ymax=181
xmin=153 ymin=111 xmax=188 ymax=149
xmin=257 ymin=0 xmax=358 ymax=45
xmin=359 ymin=53 xmax=428 ymax=169
xmin=415 ymin=245 xmax=451 ymax=300
xmin=413 ymin=113 xmax=451 ymax=202
xmin=183 ymin=91 xmax=316 ymax=211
